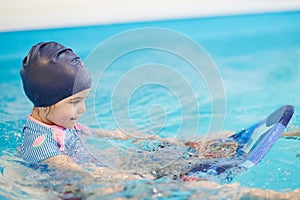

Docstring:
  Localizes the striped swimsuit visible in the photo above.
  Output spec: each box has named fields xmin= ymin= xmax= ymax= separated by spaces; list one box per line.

xmin=18 ymin=115 xmax=90 ymax=164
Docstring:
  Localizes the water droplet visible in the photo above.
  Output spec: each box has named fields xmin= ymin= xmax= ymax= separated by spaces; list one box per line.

xmin=283 ymin=170 xmax=291 ymax=176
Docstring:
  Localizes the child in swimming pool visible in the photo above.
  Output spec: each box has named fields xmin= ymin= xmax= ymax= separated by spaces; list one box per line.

xmin=18 ymin=41 xmax=150 ymax=180
xmin=18 ymin=42 xmax=299 ymax=181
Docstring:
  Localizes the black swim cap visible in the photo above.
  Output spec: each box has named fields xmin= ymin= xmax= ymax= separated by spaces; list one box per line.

xmin=20 ymin=42 xmax=91 ymax=107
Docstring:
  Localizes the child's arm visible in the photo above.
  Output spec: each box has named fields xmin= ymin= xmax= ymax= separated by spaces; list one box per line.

xmin=91 ymin=128 xmax=167 ymax=142
xmin=91 ymin=129 xmax=133 ymax=140
xmin=282 ymin=131 xmax=300 ymax=137
xmin=44 ymin=155 xmax=90 ymax=176
xmin=84 ymin=122 xmax=299 ymax=143
xmin=44 ymin=155 xmax=153 ymax=180
xmin=76 ymin=123 xmax=136 ymax=140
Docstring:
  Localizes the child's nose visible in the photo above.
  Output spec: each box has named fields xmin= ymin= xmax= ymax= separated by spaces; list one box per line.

xmin=78 ymin=102 xmax=86 ymax=114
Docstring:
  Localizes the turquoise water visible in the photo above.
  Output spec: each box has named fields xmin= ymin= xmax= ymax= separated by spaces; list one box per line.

xmin=1 ymin=11 xmax=300 ymax=199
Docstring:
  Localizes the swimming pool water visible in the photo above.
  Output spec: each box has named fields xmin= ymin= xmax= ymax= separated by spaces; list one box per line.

xmin=0 ymin=11 xmax=300 ymax=199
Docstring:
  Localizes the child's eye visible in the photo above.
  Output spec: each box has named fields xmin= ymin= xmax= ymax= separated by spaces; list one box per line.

xmin=70 ymin=100 xmax=80 ymax=105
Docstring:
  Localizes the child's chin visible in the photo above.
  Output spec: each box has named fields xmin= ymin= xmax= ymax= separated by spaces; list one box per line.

xmin=63 ymin=121 xmax=76 ymax=129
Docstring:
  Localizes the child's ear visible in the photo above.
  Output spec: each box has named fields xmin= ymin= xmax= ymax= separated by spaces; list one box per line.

xmin=39 ymin=107 xmax=48 ymax=112
xmin=39 ymin=106 xmax=51 ymax=114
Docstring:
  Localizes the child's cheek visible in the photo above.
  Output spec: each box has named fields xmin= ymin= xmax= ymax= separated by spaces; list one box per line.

xmin=51 ymin=111 xmax=72 ymax=123
xmin=63 ymin=112 xmax=74 ymax=120
xmin=61 ymin=105 xmax=75 ymax=118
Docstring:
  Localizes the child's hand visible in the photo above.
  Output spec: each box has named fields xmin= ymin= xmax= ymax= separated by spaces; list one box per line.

xmin=110 ymin=129 xmax=133 ymax=140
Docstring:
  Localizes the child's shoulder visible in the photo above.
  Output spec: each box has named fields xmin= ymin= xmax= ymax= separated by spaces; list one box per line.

xmin=24 ymin=115 xmax=53 ymax=134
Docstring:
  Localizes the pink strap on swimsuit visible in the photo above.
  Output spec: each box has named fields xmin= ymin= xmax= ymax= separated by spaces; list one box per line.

xmin=51 ymin=123 xmax=91 ymax=151
xmin=51 ymin=126 xmax=66 ymax=151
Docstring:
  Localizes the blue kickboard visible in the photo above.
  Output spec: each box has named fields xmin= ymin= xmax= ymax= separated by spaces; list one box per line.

xmin=187 ymin=105 xmax=294 ymax=175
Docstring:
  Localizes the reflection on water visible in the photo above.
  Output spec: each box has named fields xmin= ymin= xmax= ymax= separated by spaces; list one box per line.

xmin=1 ymin=154 xmax=300 ymax=199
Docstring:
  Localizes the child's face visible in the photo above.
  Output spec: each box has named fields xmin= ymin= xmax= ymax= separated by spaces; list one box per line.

xmin=47 ymin=89 xmax=90 ymax=128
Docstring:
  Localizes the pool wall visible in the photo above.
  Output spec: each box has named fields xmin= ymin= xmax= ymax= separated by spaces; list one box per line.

xmin=1 ymin=0 xmax=300 ymax=32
